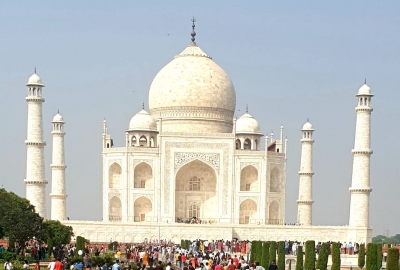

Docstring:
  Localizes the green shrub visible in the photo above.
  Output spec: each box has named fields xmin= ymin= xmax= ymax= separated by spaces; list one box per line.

xmin=386 ymin=248 xmax=399 ymax=270
xmin=295 ymin=246 xmax=304 ymax=270
xmin=47 ymin=238 xmax=54 ymax=256
xmin=376 ymin=243 xmax=383 ymax=270
xmin=331 ymin=242 xmax=341 ymax=270
xmin=366 ymin=243 xmax=377 ymax=270
xmin=0 ymin=251 xmax=17 ymax=261
xmin=76 ymin=236 xmax=85 ymax=252
xmin=261 ymin=242 xmax=270 ymax=269
xmin=277 ymin=241 xmax=285 ymax=270
xmin=316 ymin=243 xmax=329 ymax=270
xmin=250 ymin=241 xmax=256 ymax=263
xmin=107 ymin=241 xmax=118 ymax=252
xmin=304 ymin=241 xmax=315 ymax=270
xmin=358 ymin=244 xmax=366 ymax=269
xmin=256 ymin=241 xmax=263 ymax=263
xmin=269 ymin=241 xmax=276 ymax=266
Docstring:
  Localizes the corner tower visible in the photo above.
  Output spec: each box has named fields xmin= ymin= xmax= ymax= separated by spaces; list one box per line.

xmin=24 ymin=70 xmax=47 ymax=218
xmin=50 ymin=112 xmax=67 ymax=220
xmin=349 ymin=82 xmax=373 ymax=227
xmin=297 ymin=121 xmax=314 ymax=225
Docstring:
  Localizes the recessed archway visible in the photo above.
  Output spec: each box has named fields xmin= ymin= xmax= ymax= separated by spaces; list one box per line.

xmin=239 ymin=199 xmax=257 ymax=224
xmin=134 ymin=197 xmax=152 ymax=222
xmin=109 ymin=196 xmax=122 ymax=221
xmin=109 ymin=163 xmax=122 ymax=189
xmin=240 ymin=165 xmax=258 ymax=191
xmin=175 ymin=160 xmax=217 ymax=222
xmin=269 ymin=200 xmax=280 ymax=224
xmin=134 ymin=163 xmax=153 ymax=188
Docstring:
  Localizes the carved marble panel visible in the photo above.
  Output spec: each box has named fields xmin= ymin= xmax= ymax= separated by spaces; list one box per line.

xmin=175 ymin=152 xmax=220 ymax=173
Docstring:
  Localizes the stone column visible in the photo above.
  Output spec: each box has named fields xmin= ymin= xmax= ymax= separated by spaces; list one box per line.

xmin=297 ymin=121 xmax=314 ymax=225
xmin=349 ymin=83 xmax=373 ymax=227
xmin=25 ymin=72 xmax=47 ymax=218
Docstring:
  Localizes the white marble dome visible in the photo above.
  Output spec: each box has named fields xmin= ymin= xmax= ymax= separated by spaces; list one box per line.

xmin=358 ymin=83 xmax=372 ymax=95
xmin=27 ymin=73 xmax=43 ymax=86
xmin=148 ymin=43 xmax=236 ymax=133
xmin=236 ymin=113 xmax=261 ymax=134
xmin=52 ymin=113 xmax=64 ymax=122
xmin=129 ymin=109 xmax=157 ymax=131
xmin=302 ymin=121 xmax=314 ymax=130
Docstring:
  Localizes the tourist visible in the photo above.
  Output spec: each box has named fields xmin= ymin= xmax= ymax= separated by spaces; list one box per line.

xmin=48 ymin=259 xmax=56 ymax=270
xmin=23 ymin=260 xmax=30 ymax=269
xmin=111 ymin=261 xmax=120 ymax=270
xmin=54 ymin=259 xmax=63 ymax=270
xmin=4 ymin=260 xmax=13 ymax=270
xmin=267 ymin=260 xmax=277 ymax=270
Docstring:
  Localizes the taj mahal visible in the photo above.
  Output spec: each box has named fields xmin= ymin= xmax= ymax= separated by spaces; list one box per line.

xmin=22 ymin=21 xmax=373 ymax=243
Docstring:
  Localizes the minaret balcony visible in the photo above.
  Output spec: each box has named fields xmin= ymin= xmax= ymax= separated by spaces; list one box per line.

xmin=26 ymin=97 xmax=45 ymax=102
xmin=298 ymin=171 xmax=314 ymax=176
xmin=351 ymin=149 xmax=373 ymax=155
xmin=25 ymin=141 xmax=46 ymax=146
xmin=50 ymin=194 xmax=67 ymax=198
xmin=24 ymin=179 xmax=48 ymax=185
xmin=297 ymin=200 xmax=314 ymax=205
xmin=349 ymin=187 xmax=372 ymax=193
xmin=50 ymin=164 xmax=67 ymax=169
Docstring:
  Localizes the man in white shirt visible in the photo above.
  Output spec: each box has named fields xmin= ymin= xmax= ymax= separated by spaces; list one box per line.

xmin=48 ymin=259 xmax=56 ymax=270
xmin=4 ymin=260 xmax=13 ymax=270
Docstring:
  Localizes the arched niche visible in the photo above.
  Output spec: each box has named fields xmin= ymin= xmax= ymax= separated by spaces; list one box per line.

xmin=134 ymin=162 xmax=153 ymax=188
xmin=109 ymin=163 xmax=122 ymax=189
xmin=109 ymin=196 xmax=122 ymax=221
xmin=239 ymin=199 xmax=257 ymax=224
xmin=240 ymin=165 xmax=258 ymax=191
xmin=134 ymin=196 xmax=152 ymax=222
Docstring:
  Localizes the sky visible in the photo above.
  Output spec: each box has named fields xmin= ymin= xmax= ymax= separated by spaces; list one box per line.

xmin=1 ymin=1 xmax=399 ymax=237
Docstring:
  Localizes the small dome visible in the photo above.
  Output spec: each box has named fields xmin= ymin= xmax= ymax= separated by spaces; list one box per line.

xmin=26 ymin=73 xmax=44 ymax=86
xmin=358 ymin=83 xmax=371 ymax=95
xmin=302 ymin=121 xmax=313 ymax=130
xmin=236 ymin=113 xmax=261 ymax=134
xmin=129 ymin=109 xmax=157 ymax=131
xmin=52 ymin=113 xmax=64 ymax=122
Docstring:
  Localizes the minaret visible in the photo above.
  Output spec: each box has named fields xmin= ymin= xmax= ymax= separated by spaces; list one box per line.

xmin=24 ymin=70 xmax=47 ymax=218
xmin=349 ymin=82 xmax=373 ymax=227
xmin=297 ymin=120 xmax=314 ymax=225
xmin=50 ymin=112 xmax=67 ymax=220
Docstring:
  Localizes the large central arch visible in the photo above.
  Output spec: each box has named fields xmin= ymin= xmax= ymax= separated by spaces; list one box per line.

xmin=175 ymin=159 xmax=217 ymax=222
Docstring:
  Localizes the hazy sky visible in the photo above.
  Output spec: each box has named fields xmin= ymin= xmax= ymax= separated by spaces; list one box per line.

xmin=1 ymin=1 xmax=399 ymax=236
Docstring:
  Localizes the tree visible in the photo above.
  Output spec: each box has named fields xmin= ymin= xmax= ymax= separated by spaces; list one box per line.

xmin=269 ymin=241 xmax=277 ymax=266
xmin=295 ymin=246 xmax=304 ymax=270
xmin=386 ymin=248 xmax=399 ymax=270
xmin=261 ymin=242 xmax=270 ymax=269
xmin=376 ymin=243 xmax=383 ymax=270
xmin=316 ymin=242 xmax=329 ymax=270
xmin=77 ymin=236 xmax=86 ymax=252
xmin=304 ymin=241 xmax=315 ymax=270
xmin=253 ymin=241 xmax=263 ymax=263
xmin=331 ymin=242 xmax=341 ymax=270
xmin=358 ymin=244 xmax=366 ymax=269
xmin=42 ymin=220 xmax=74 ymax=247
xmin=250 ymin=241 xmax=256 ymax=263
xmin=366 ymin=243 xmax=377 ymax=270
xmin=277 ymin=241 xmax=285 ymax=270
xmin=0 ymin=188 xmax=44 ymax=250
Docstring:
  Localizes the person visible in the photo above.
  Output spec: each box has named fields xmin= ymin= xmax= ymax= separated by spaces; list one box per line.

xmin=227 ymin=262 xmax=235 ymax=270
xmin=63 ymin=258 xmax=70 ymax=270
xmin=102 ymin=263 xmax=108 ymax=270
xmin=255 ymin=262 xmax=265 ymax=270
xmin=268 ymin=260 xmax=277 ymax=270
xmin=166 ymin=262 xmax=171 ymax=270
xmin=4 ymin=260 xmax=13 ymax=270
xmin=75 ymin=262 xmax=84 ymax=270
xmin=23 ymin=260 xmax=30 ymax=269
xmin=112 ymin=261 xmax=120 ymax=270
xmin=54 ymin=259 xmax=63 ymax=270
xmin=48 ymin=259 xmax=56 ymax=270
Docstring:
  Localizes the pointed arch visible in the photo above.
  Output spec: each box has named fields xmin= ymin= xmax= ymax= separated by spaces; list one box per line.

xmin=134 ymin=162 xmax=153 ymax=188
xmin=268 ymin=200 xmax=280 ymax=224
xmin=240 ymin=165 xmax=258 ymax=191
xmin=134 ymin=196 xmax=152 ymax=222
xmin=239 ymin=199 xmax=257 ymax=224
xmin=235 ymin=139 xmax=241 ymax=150
xmin=139 ymin=135 xmax=147 ymax=147
xmin=109 ymin=163 xmax=122 ymax=189
xmin=243 ymin=138 xmax=251 ymax=150
xmin=270 ymin=167 xmax=281 ymax=192
xmin=109 ymin=196 xmax=122 ymax=221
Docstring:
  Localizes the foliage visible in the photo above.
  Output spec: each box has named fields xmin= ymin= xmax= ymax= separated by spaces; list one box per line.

xmin=295 ymin=246 xmax=304 ymax=270
xmin=304 ymin=240 xmax=315 ymax=270
xmin=0 ymin=189 xmax=44 ymax=248
xmin=331 ymin=242 xmax=341 ymax=270
xmin=386 ymin=248 xmax=399 ymax=270
xmin=47 ymin=238 xmax=54 ymax=256
xmin=277 ymin=241 xmax=285 ymax=270
xmin=269 ymin=241 xmax=276 ymax=266
xmin=250 ymin=241 xmax=256 ymax=263
xmin=358 ymin=244 xmax=366 ymax=269
xmin=255 ymin=241 xmax=263 ymax=263
xmin=316 ymin=242 xmax=329 ymax=270
xmin=261 ymin=242 xmax=270 ymax=269
xmin=42 ymin=220 xmax=74 ymax=248
xmin=372 ymin=235 xmax=400 ymax=245
xmin=76 ymin=236 xmax=86 ymax=252
xmin=366 ymin=243 xmax=377 ymax=270
xmin=376 ymin=243 xmax=383 ymax=270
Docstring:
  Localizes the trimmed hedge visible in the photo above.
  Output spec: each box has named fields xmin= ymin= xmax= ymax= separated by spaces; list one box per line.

xmin=250 ymin=241 xmax=256 ymax=263
xmin=304 ymin=240 xmax=315 ymax=270
xmin=386 ymin=248 xmax=399 ymax=270
xmin=331 ymin=242 xmax=341 ymax=270
xmin=277 ymin=241 xmax=285 ymax=270
xmin=295 ymin=246 xmax=303 ymax=270
xmin=316 ymin=242 xmax=329 ymax=270
xmin=376 ymin=243 xmax=383 ymax=270
xmin=358 ymin=244 xmax=366 ymax=269
xmin=366 ymin=243 xmax=377 ymax=270
xmin=269 ymin=241 xmax=277 ymax=266
xmin=76 ymin=236 xmax=85 ymax=252
xmin=255 ymin=241 xmax=263 ymax=263
xmin=261 ymin=242 xmax=270 ymax=269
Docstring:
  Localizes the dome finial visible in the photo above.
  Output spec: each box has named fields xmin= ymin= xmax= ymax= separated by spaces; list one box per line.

xmin=190 ymin=16 xmax=196 ymax=46
xmin=364 ymin=78 xmax=367 ymax=84
xmin=246 ymin=104 xmax=248 ymax=113
xmin=142 ymin=101 xmax=145 ymax=110
xmin=307 ymin=117 xmax=309 ymax=122
xmin=34 ymin=67 xmax=36 ymax=74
